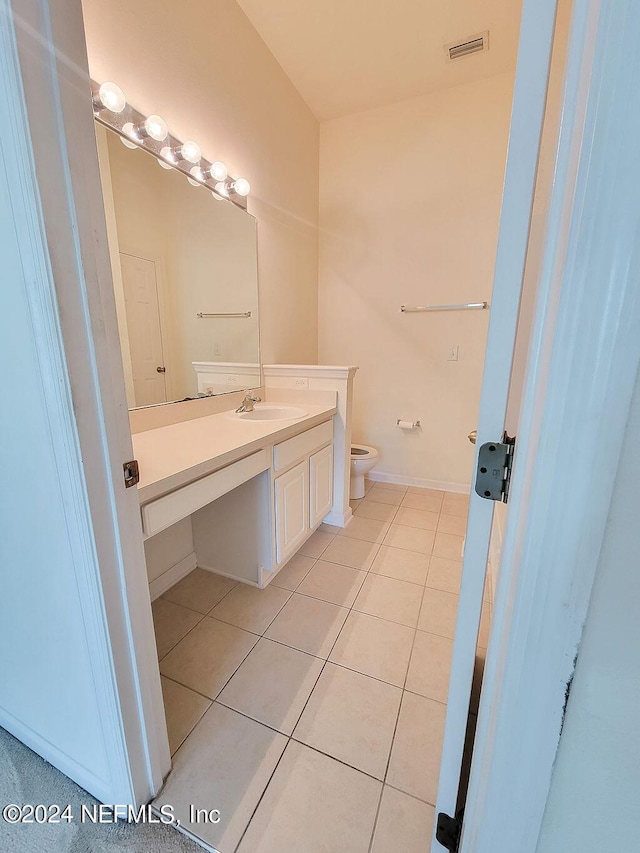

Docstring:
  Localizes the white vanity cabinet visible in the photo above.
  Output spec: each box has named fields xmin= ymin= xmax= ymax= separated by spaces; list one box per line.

xmin=272 ymin=420 xmax=334 ymax=566
xmin=137 ymin=405 xmax=337 ymax=592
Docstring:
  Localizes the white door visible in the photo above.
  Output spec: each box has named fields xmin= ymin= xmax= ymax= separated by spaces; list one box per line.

xmin=309 ymin=445 xmax=334 ymax=528
xmin=432 ymin=0 xmax=562 ymax=847
xmin=275 ymin=461 xmax=309 ymax=563
xmin=120 ymin=253 xmax=167 ymax=407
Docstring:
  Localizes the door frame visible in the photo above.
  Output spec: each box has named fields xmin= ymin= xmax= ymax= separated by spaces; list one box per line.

xmin=459 ymin=0 xmax=640 ymax=849
xmin=8 ymin=0 xmax=640 ymax=840
xmin=7 ymin=0 xmax=170 ymax=803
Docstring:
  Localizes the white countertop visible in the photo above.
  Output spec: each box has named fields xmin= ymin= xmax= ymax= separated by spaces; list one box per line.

xmin=133 ymin=401 xmax=337 ymax=503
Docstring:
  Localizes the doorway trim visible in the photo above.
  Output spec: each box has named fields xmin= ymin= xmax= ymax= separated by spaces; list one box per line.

xmin=8 ymin=0 xmax=170 ymax=803
xmin=459 ymin=0 xmax=640 ymax=849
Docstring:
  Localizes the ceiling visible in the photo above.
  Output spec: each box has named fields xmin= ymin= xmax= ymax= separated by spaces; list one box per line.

xmin=235 ymin=0 xmax=522 ymax=121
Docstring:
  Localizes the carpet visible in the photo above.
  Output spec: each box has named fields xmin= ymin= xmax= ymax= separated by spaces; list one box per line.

xmin=0 ymin=726 xmax=204 ymax=852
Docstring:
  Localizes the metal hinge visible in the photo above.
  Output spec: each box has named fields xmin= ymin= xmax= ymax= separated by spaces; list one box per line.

xmin=436 ymin=809 xmax=463 ymax=852
xmin=123 ymin=460 xmax=140 ymax=488
xmin=474 ymin=432 xmax=516 ymax=503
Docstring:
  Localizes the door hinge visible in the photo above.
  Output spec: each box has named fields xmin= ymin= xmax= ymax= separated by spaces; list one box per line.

xmin=474 ymin=432 xmax=516 ymax=503
xmin=436 ymin=809 xmax=463 ymax=852
xmin=123 ymin=460 xmax=140 ymax=488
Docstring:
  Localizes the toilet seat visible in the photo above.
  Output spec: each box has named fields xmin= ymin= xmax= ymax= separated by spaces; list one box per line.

xmin=351 ymin=444 xmax=378 ymax=458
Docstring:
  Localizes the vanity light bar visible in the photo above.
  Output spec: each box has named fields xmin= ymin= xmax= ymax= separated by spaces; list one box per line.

xmin=91 ymin=81 xmax=250 ymax=210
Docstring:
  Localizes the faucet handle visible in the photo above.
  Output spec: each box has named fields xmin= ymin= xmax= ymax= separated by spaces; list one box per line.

xmin=251 ymin=394 xmax=262 ymax=402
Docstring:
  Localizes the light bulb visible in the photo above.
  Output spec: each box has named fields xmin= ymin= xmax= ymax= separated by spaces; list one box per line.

xmin=180 ymin=140 xmax=201 ymax=164
xmin=141 ymin=114 xmax=169 ymax=141
xmin=157 ymin=158 xmax=173 ymax=170
xmin=159 ymin=146 xmax=175 ymax=163
xmin=94 ymin=81 xmax=126 ymax=113
xmin=231 ymin=177 xmax=250 ymax=197
xmin=120 ymin=136 xmax=138 ymax=149
xmin=207 ymin=161 xmax=228 ymax=182
xmin=211 ymin=190 xmax=225 ymax=200
xmin=214 ymin=181 xmax=230 ymax=198
xmin=188 ymin=166 xmax=204 ymax=186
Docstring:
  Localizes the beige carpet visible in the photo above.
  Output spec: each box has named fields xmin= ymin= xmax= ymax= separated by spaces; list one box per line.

xmin=0 ymin=727 xmax=203 ymax=852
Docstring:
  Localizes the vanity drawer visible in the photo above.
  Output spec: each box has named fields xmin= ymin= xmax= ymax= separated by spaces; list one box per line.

xmin=273 ymin=420 xmax=333 ymax=473
xmin=141 ymin=449 xmax=270 ymax=537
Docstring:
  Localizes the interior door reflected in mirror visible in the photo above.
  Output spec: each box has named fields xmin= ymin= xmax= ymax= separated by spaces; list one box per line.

xmin=95 ymin=124 xmax=260 ymax=409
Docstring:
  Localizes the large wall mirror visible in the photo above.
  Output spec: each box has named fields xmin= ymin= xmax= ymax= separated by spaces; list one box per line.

xmin=95 ymin=124 xmax=260 ymax=409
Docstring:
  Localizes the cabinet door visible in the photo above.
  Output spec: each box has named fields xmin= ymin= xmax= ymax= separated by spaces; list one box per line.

xmin=275 ymin=460 xmax=309 ymax=563
xmin=310 ymin=444 xmax=334 ymax=529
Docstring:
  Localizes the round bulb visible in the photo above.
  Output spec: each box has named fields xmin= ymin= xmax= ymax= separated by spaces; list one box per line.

xmin=181 ymin=140 xmax=201 ymax=164
xmin=189 ymin=166 xmax=204 ymax=184
xmin=232 ymin=177 xmax=251 ymax=197
xmin=159 ymin=146 xmax=175 ymax=163
xmin=187 ymin=177 xmax=202 ymax=187
xmin=97 ymin=81 xmax=126 ymax=113
xmin=122 ymin=121 xmax=138 ymax=139
xmin=120 ymin=136 xmax=138 ymax=150
xmin=157 ymin=158 xmax=173 ymax=170
xmin=211 ymin=190 xmax=224 ymax=201
xmin=208 ymin=161 xmax=228 ymax=181
xmin=144 ymin=114 xmax=168 ymax=141
xmin=214 ymin=181 xmax=230 ymax=198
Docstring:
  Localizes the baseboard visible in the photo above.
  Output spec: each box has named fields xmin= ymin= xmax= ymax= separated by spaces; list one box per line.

xmin=149 ymin=551 xmax=197 ymax=601
xmin=368 ymin=471 xmax=471 ymax=495
xmin=197 ymin=562 xmax=263 ymax=588
xmin=0 ymin=704 xmax=111 ymax=803
xmin=322 ymin=506 xmax=353 ymax=528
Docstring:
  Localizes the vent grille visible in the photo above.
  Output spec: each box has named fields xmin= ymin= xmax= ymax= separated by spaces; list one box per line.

xmin=446 ymin=31 xmax=489 ymax=62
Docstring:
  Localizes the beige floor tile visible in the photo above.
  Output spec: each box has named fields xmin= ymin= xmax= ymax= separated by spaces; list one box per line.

xmin=371 ymin=786 xmax=435 ymax=853
xmin=426 ymin=556 xmax=463 ymax=595
xmin=151 ymin=598 xmax=203 ymax=660
xmin=432 ymin=531 xmax=465 ymax=560
xmin=437 ymin=513 xmax=468 ymax=536
xmin=329 ymin=611 xmax=415 ymax=687
xmin=297 ymin=530 xmax=335 ymax=558
xmin=407 ymin=486 xmax=445 ymax=500
xmin=321 ymin=536 xmax=380 ymax=571
xmin=387 ymin=692 xmax=447 ymax=804
xmin=354 ymin=575 xmax=424 ymax=628
xmin=209 ymin=583 xmax=290 ymax=635
xmin=418 ymin=587 xmax=459 ymax=639
xmin=155 ymin=703 xmax=287 ymax=853
xmin=354 ymin=500 xmax=398 ymax=522
xmin=265 ymin=593 xmax=349 ymax=658
xmin=370 ymin=546 xmax=430 ymax=585
xmin=237 ymin=740 xmax=381 ymax=853
xmin=441 ymin=492 xmax=470 ymax=517
xmin=393 ymin=506 xmax=439 ymax=531
xmin=162 ymin=568 xmax=236 ymax=614
xmin=365 ymin=487 xmax=404 ymax=506
xmin=401 ymin=491 xmax=444 ymax=513
xmin=383 ymin=524 xmax=435 ymax=556
xmin=217 ymin=638 xmax=324 ymax=735
xmin=297 ymin=560 xmax=366 ymax=607
xmin=371 ymin=481 xmax=407 ymax=493
xmin=364 ymin=478 xmax=375 ymax=493
xmin=160 ymin=617 xmax=258 ymax=699
xmin=294 ymin=664 xmax=402 ymax=780
xmin=338 ymin=515 xmax=391 ymax=544
xmin=270 ymin=554 xmax=316 ymax=591
xmin=319 ymin=522 xmax=342 ymax=534
xmin=406 ymin=631 xmax=453 ymax=703
xmin=478 ymin=602 xmax=491 ymax=648
xmin=160 ymin=676 xmax=210 ymax=755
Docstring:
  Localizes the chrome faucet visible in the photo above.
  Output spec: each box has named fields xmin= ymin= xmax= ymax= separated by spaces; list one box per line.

xmin=235 ymin=394 xmax=261 ymax=413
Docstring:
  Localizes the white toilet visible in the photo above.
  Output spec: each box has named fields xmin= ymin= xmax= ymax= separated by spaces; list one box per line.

xmin=350 ymin=444 xmax=380 ymax=499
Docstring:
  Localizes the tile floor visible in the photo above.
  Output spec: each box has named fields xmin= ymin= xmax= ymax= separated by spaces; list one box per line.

xmin=151 ymin=481 xmax=490 ymax=853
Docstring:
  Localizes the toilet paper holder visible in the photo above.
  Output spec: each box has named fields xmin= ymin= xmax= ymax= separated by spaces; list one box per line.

xmin=397 ymin=419 xmax=421 ymax=430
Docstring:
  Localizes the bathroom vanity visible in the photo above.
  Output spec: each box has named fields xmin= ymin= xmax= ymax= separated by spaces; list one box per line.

xmin=133 ymin=395 xmax=338 ymax=590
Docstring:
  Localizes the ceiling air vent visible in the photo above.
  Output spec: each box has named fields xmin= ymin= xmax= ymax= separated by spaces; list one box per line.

xmin=445 ymin=31 xmax=489 ymax=62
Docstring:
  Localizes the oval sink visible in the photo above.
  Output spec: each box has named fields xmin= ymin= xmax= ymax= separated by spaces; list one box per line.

xmin=236 ymin=404 xmax=308 ymax=422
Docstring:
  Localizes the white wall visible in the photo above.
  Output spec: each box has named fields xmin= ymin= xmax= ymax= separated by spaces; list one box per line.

xmin=318 ymin=73 xmax=514 ymax=488
xmin=536 ymin=364 xmax=640 ymax=852
xmin=81 ymin=0 xmax=319 ymax=366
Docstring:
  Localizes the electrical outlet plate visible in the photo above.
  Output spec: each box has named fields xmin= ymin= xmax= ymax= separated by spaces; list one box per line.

xmin=447 ymin=345 xmax=459 ymax=362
